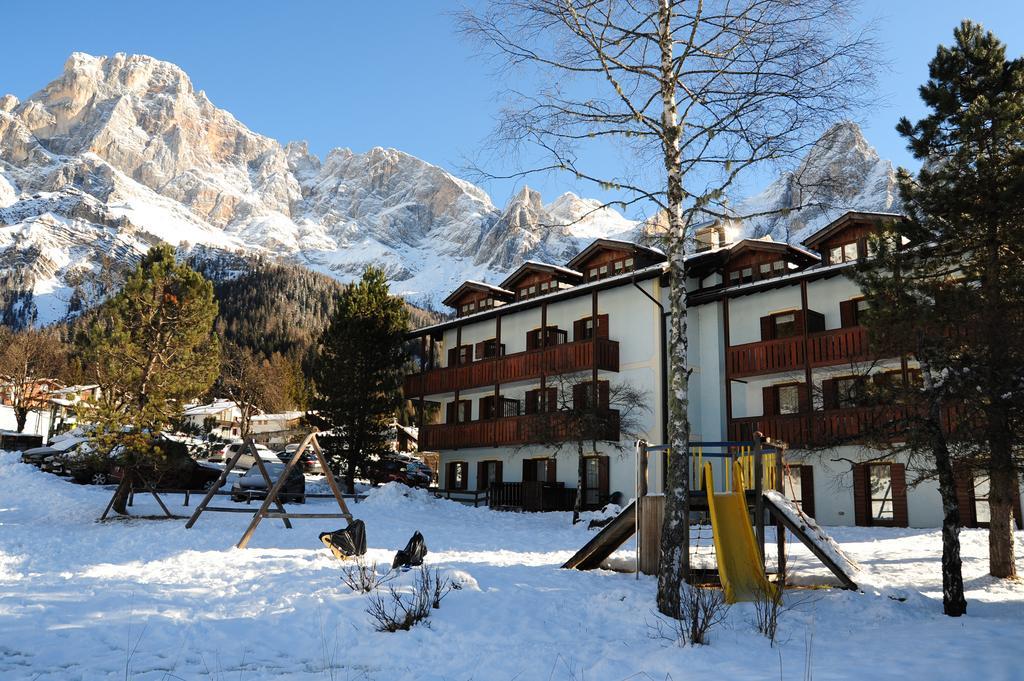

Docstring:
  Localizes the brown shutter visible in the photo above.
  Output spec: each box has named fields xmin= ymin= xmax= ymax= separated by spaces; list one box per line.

xmin=573 ymin=383 xmax=587 ymax=410
xmin=522 ymin=459 xmax=533 ymax=482
xmin=480 ymin=396 xmax=493 ymax=420
xmin=891 ymin=463 xmax=909 ymax=527
xmin=547 ymin=457 xmax=557 ymax=483
xmin=596 ymin=314 xmax=609 ymax=338
xmin=494 ymin=460 xmax=503 ymax=485
xmin=853 ymin=463 xmax=870 ymax=526
xmin=573 ymin=318 xmax=585 ymax=341
xmin=806 ymin=310 xmax=826 ymax=333
xmin=762 ymin=386 xmax=778 ymax=417
xmin=839 ymin=300 xmax=857 ymax=328
xmin=448 ymin=347 xmax=459 ymax=366
xmin=445 ymin=402 xmax=456 ymax=424
xmin=800 ymin=466 xmax=816 ymax=518
xmin=797 ymin=383 xmax=810 ymax=414
xmin=475 ymin=341 xmax=486 ymax=360
xmin=526 ymin=330 xmax=538 ymax=350
xmin=546 ymin=387 xmax=558 ymax=412
xmin=598 ymin=380 xmax=610 ymax=409
xmin=598 ymin=456 xmax=610 ymax=502
xmin=760 ymin=315 xmax=774 ymax=340
xmin=525 ymin=390 xmax=539 ymax=415
xmin=477 ymin=461 xmax=487 ymax=491
xmin=822 ymin=379 xmax=839 ymax=411
xmin=954 ymin=464 xmax=975 ymax=528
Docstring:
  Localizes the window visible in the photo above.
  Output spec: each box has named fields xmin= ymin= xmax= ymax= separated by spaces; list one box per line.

xmin=783 ymin=465 xmax=815 ymax=517
xmin=526 ymin=326 xmax=567 ymax=350
xmin=460 ymin=301 xmax=477 ymax=315
xmin=624 ymin=257 xmax=634 ymax=270
xmin=835 ymin=376 xmax=864 ymax=408
xmin=588 ymin=267 xmax=599 ymax=280
xmin=582 ymin=456 xmax=609 ymax=509
xmin=614 ymin=261 xmax=624 ymax=274
xmin=784 ymin=469 xmax=803 ymax=508
xmin=778 ymin=385 xmax=801 ymax=415
xmin=599 ymin=265 xmax=609 ymax=277
xmin=973 ymin=473 xmax=991 ymax=525
xmin=478 ymin=460 xmax=503 ymax=490
xmin=759 ymin=263 xmax=771 ymax=275
xmin=540 ymin=281 xmax=549 ymax=292
xmin=829 ymin=245 xmax=842 ymax=263
xmin=729 ymin=271 xmax=740 ymax=284
xmin=773 ymin=260 xmax=786 ymax=272
xmin=844 ymin=242 xmax=858 ymax=261
xmin=774 ymin=313 xmax=798 ymax=338
xmin=457 ymin=345 xmax=472 ymax=365
xmin=445 ymin=400 xmax=472 ymax=424
xmin=523 ymin=457 xmax=555 ymax=482
xmin=829 ymin=241 xmax=862 ymax=264
xmin=869 ymin=464 xmax=894 ymax=521
xmin=447 ymin=461 xmax=468 ymax=490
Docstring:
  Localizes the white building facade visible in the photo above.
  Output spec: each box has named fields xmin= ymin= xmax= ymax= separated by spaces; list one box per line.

xmin=405 ymin=214 xmax=1018 ymax=528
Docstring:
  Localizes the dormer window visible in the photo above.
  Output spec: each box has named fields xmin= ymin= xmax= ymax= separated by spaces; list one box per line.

xmin=829 ymin=242 xmax=860 ymax=265
xmin=460 ymin=301 xmax=477 ymax=315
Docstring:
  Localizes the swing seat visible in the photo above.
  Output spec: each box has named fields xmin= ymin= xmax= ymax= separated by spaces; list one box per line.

xmin=320 ymin=519 xmax=367 ymax=561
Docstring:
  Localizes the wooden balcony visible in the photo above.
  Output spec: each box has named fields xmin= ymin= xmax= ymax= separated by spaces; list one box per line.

xmin=421 ymin=410 xmax=620 ymax=450
xmin=728 ymin=404 xmax=962 ymax=448
xmin=405 ymin=338 xmax=619 ymax=396
xmin=726 ymin=326 xmax=870 ymax=378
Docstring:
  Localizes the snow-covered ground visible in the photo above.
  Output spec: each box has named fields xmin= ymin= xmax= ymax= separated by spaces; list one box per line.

xmin=1 ymin=451 xmax=1023 ymax=681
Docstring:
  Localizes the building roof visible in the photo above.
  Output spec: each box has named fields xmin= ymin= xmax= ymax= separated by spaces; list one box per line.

xmin=802 ymin=211 xmax=905 ymax=250
xmin=564 ymin=238 xmax=666 ymax=270
xmin=440 ymin=280 xmax=515 ymax=309
xmin=183 ymin=400 xmax=238 ymax=417
xmin=499 ymin=260 xmax=584 ymax=290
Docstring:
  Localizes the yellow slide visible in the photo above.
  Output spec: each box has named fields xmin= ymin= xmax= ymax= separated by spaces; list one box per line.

xmin=703 ymin=461 xmax=776 ymax=604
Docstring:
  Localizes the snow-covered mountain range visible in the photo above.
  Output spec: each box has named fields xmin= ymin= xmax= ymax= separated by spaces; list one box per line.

xmin=0 ymin=52 xmax=897 ymax=325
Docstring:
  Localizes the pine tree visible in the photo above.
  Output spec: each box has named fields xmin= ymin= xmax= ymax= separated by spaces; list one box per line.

xmin=313 ymin=267 xmax=410 ymax=493
xmin=78 ymin=244 xmax=221 ymax=514
xmin=878 ymin=21 xmax=1024 ymax=580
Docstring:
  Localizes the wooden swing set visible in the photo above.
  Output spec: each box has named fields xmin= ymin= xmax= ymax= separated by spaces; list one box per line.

xmin=185 ymin=430 xmax=354 ymax=548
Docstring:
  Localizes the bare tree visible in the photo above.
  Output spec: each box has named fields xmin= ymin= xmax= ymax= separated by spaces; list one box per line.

xmin=520 ymin=373 xmax=648 ymax=523
xmin=217 ymin=341 xmax=287 ymax=438
xmin=461 ymin=0 xmax=877 ymax=617
xmin=0 ymin=327 xmax=68 ymax=432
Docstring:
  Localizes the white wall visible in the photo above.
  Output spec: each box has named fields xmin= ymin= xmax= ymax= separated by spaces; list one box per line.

xmin=0 ymin=405 xmax=51 ymax=442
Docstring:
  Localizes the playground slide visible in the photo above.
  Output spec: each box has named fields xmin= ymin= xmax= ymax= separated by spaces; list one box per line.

xmin=704 ymin=462 xmax=775 ymax=603
xmin=561 ymin=500 xmax=636 ymax=570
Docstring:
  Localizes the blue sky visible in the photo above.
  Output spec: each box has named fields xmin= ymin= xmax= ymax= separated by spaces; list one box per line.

xmin=1 ymin=1 xmax=1021 ymax=216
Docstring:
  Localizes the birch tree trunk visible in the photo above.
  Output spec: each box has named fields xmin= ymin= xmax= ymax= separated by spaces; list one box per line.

xmin=656 ymin=0 xmax=691 ymax=618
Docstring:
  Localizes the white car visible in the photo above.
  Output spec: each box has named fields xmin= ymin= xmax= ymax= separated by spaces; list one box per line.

xmin=209 ymin=441 xmax=278 ymax=470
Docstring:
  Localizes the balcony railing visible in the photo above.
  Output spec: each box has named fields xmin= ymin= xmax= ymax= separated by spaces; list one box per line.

xmin=726 ymin=326 xmax=870 ymax=378
xmin=421 ymin=410 xmax=620 ymax=450
xmin=405 ymin=338 xmax=619 ymax=396
xmin=729 ymin=404 xmax=962 ymax=448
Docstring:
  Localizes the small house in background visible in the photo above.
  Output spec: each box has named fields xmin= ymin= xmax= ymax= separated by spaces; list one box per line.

xmin=47 ymin=384 xmax=101 ymax=437
xmin=249 ymin=411 xmax=308 ymax=449
xmin=182 ymin=400 xmax=242 ymax=438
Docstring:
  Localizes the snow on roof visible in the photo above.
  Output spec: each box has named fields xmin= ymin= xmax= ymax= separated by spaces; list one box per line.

xmin=250 ymin=411 xmax=304 ymax=422
xmin=183 ymin=400 xmax=237 ymax=416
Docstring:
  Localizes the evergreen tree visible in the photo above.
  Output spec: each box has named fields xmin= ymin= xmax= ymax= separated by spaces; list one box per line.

xmin=313 ymin=267 xmax=410 ymax=493
xmin=78 ymin=244 xmax=221 ymax=514
xmin=868 ymin=21 xmax=1024 ymax=580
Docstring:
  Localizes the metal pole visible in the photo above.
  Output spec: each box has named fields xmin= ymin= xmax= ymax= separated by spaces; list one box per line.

xmin=754 ymin=432 xmax=765 ymax=567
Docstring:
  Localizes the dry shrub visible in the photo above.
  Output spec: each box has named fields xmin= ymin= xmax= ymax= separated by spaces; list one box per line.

xmin=340 ymin=557 xmax=395 ymax=593
xmin=366 ymin=565 xmax=452 ymax=632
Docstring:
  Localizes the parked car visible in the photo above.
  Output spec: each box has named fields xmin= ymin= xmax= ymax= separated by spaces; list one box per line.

xmin=208 ymin=441 xmax=278 ymax=469
xmin=275 ymin=446 xmax=323 ymax=474
xmin=230 ymin=462 xmax=305 ymax=503
xmin=368 ymin=456 xmax=433 ymax=488
xmin=109 ymin=438 xmax=223 ymax=490
xmin=21 ymin=445 xmax=60 ymax=467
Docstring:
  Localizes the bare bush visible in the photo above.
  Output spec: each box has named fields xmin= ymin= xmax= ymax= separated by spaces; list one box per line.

xmin=366 ymin=565 xmax=452 ymax=632
xmin=675 ymin=584 xmax=729 ymax=646
xmin=340 ymin=558 xmax=395 ymax=594
xmin=753 ymin=579 xmax=784 ymax=645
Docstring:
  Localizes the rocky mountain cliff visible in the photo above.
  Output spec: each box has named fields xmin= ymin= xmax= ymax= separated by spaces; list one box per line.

xmin=0 ymin=52 xmax=896 ymax=327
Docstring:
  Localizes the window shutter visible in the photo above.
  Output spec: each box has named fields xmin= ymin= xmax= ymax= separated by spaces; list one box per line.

xmin=800 ymin=466 xmax=816 ymax=518
xmin=598 ymin=380 xmax=610 ymax=409
xmin=446 ymin=462 xmax=455 ymax=488
xmin=759 ymin=315 xmax=774 ymax=340
xmin=494 ymin=460 xmax=503 ymax=485
xmin=954 ymin=464 xmax=975 ymax=527
xmin=762 ymin=385 xmax=777 ymax=417
xmin=857 ymin=238 xmax=868 ymax=260
xmin=573 ymin=383 xmax=587 ymax=410
xmin=806 ymin=310 xmax=826 ymax=333
xmin=546 ymin=387 xmax=558 ymax=412
xmin=498 ymin=343 xmax=506 ymax=357
xmin=793 ymin=310 xmax=805 ymax=335
xmin=445 ymin=402 xmax=456 ymax=424
xmin=839 ymin=300 xmax=856 ymax=328
xmin=475 ymin=342 xmax=486 ymax=360
xmin=477 ymin=461 xmax=487 ymax=491
xmin=480 ymin=396 xmax=493 ymax=420
xmin=525 ymin=390 xmax=539 ymax=415
xmin=822 ymin=379 xmax=839 ymax=411
xmin=522 ymin=459 xmax=534 ymax=482
xmin=547 ymin=457 xmax=557 ymax=483
xmin=797 ymin=383 xmax=810 ymax=414
xmin=891 ymin=463 xmax=909 ymax=527
xmin=596 ymin=314 xmax=609 ymax=338
xmin=573 ymin=319 xmax=585 ymax=341
xmin=447 ymin=347 xmax=459 ymax=367
xmin=526 ymin=330 xmax=538 ymax=351
xmin=598 ymin=456 xmax=610 ymax=503
xmin=852 ymin=463 xmax=869 ymax=526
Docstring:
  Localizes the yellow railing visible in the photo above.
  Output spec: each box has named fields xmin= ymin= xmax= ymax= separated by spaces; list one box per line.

xmin=683 ymin=446 xmax=776 ymax=493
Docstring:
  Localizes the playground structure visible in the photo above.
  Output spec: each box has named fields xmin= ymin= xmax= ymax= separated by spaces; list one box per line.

xmin=185 ymin=431 xmax=354 ymax=548
xmin=562 ymin=435 xmax=858 ymax=601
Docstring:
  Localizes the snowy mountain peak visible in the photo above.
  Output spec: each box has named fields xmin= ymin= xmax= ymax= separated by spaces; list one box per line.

xmin=736 ymin=121 xmax=899 ymax=243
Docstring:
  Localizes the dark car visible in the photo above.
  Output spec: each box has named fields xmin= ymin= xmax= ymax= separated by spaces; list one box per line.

xmin=109 ymin=438 xmax=223 ymax=490
xmin=21 ymin=446 xmax=59 ymax=467
xmin=369 ymin=456 xmax=433 ymax=488
xmin=230 ymin=462 xmax=306 ymax=503
xmin=275 ymin=449 xmax=323 ymax=474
